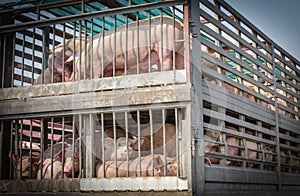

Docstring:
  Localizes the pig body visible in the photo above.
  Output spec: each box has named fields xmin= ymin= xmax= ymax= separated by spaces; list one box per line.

xmin=96 ymin=154 xmax=176 ymax=178
xmin=204 ymin=134 xmax=220 ymax=165
xmin=36 ymin=150 xmax=65 ymax=179
xmin=36 ymin=158 xmax=65 ymax=179
xmin=138 ymin=123 xmax=177 ymax=158
xmin=226 ymin=136 xmax=240 ymax=166
xmin=290 ymin=153 xmax=299 ymax=166
xmin=103 ymin=137 xmax=142 ymax=161
xmin=263 ymin=145 xmax=274 ymax=162
xmin=245 ymin=140 xmax=258 ymax=168
xmin=38 ymin=137 xmax=80 ymax=179
xmin=35 ymin=16 xmax=184 ymax=84
xmin=10 ymin=153 xmax=39 ymax=180
xmin=280 ymin=151 xmax=287 ymax=165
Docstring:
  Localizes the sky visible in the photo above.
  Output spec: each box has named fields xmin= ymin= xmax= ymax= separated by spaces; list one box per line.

xmin=224 ymin=0 xmax=300 ymax=61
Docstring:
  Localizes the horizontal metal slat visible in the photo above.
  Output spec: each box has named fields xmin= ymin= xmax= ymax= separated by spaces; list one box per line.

xmin=80 ymin=177 xmax=189 ymax=191
xmin=0 ymin=83 xmax=191 ymax=119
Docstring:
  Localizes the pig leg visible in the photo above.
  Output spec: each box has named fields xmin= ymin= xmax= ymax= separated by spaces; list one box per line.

xmin=157 ymin=49 xmax=173 ymax=71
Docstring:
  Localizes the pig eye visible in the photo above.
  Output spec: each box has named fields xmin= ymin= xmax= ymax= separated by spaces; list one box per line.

xmin=117 ymin=142 xmax=122 ymax=147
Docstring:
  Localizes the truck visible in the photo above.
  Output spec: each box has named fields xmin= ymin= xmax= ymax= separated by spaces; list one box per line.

xmin=0 ymin=0 xmax=299 ymax=195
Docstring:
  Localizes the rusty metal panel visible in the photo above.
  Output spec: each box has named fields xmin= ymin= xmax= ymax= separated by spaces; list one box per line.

xmin=0 ymin=84 xmax=191 ymax=119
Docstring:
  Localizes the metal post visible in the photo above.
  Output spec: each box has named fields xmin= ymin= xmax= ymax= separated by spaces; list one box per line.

xmin=271 ymin=42 xmax=282 ymax=191
xmin=188 ymin=0 xmax=205 ymax=194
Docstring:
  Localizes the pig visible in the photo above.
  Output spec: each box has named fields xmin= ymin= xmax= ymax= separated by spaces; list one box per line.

xmin=35 ymin=16 xmax=184 ymax=84
xmin=290 ymin=153 xmax=299 ymax=166
xmin=137 ymin=123 xmax=177 ymax=158
xmin=204 ymin=134 xmax=220 ymax=165
xmin=102 ymin=137 xmax=143 ymax=161
xmin=96 ymin=154 xmax=173 ymax=178
xmin=10 ymin=152 xmax=39 ymax=180
xmin=38 ymin=137 xmax=80 ymax=179
xmin=263 ymin=145 xmax=274 ymax=162
xmin=280 ymin=151 xmax=287 ymax=165
xmin=36 ymin=150 xmax=65 ymax=179
xmin=63 ymin=140 xmax=80 ymax=178
xmin=245 ymin=140 xmax=258 ymax=168
xmin=34 ymin=38 xmax=86 ymax=84
xmin=225 ymin=136 xmax=240 ymax=166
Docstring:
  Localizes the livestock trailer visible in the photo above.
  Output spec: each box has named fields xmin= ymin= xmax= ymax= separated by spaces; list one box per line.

xmin=0 ymin=0 xmax=299 ymax=195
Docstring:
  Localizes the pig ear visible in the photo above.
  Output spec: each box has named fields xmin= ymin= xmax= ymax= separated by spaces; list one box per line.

xmin=65 ymin=55 xmax=74 ymax=64
xmin=65 ymin=53 xmax=80 ymax=64
xmin=104 ymin=137 xmax=115 ymax=149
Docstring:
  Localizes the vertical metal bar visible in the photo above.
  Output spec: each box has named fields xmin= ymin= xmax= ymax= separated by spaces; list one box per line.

xmin=0 ymin=121 xmax=2 ymax=178
xmin=172 ymin=6 xmax=176 ymax=74
xmin=11 ymin=35 xmax=15 ymax=87
xmin=72 ymin=22 xmax=76 ymax=82
xmin=184 ymin=4 xmax=190 ymax=81
xmin=62 ymin=117 xmax=65 ymax=178
xmin=50 ymin=117 xmax=54 ymax=179
xmin=189 ymin=0 xmax=205 ymax=194
xmin=72 ymin=115 xmax=76 ymax=178
xmin=21 ymin=32 xmax=25 ymax=86
xmin=147 ymin=10 xmax=151 ymax=74
xmin=79 ymin=22 xmax=82 ymax=80
xmin=162 ymin=109 xmax=167 ymax=176
xmin=175 ymin=108 xmax=179 ymax=177
xmin=160 ymin=9 xmax=163 ymax=71
xmin=62 ymin=24 xmax=66 ymax=82
xmin=101 ymin=113 xmax=105 ymax=177
xmin=149 ymin=109 xmax=154 ymax=176
xmin=40 ymin=119 xmax=44 ymax=179
xmin=136 ymin=13 xmax=140 ymax=74
xmin=51 ymin=26 xmax=55 ymax=83
xmin=84 ymin=20 xmax=87 ymax=80
xmin=83 ymin=115 xmax=88 ymax=178
xmin=91 ymin=114 xmax=95 ymax=177
xmin=14 ymin=121 xmax=19 ymax=178
xmin=18 ymin=119 xmax=23 ymax=178
xmin=271 ymin=43 xmax=282 ymax=191
xmin=125 ymin=111 xmax=129 ymax=176
xmin=137 ymin=110 xmax=141 ymax=176
xmin=29 ymin=119 xmax=33 ymax=179
xmin=31 ymin=28 xmax=35 ymax=84
xmin=9 ymin=121 xmax=13 ymax=179
xmin=41 ymin=28 xmax=48 ymax=84
xmin=90 ymin=18 xmax=94 ymax=80
xmin=101 ymin=17 xmax=105 ymax=78
xmin=125 ymin=14 xmax=128 ymax=76
xmin=113 ymin=112 xmax=117 ymax=176
xmin=78 ymin=114 xmax=83 ymax=178
xmin=113 ymin=15 xmax=117 ymax=77
xmin=1 ymin=35 xmax=6 ymax=88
